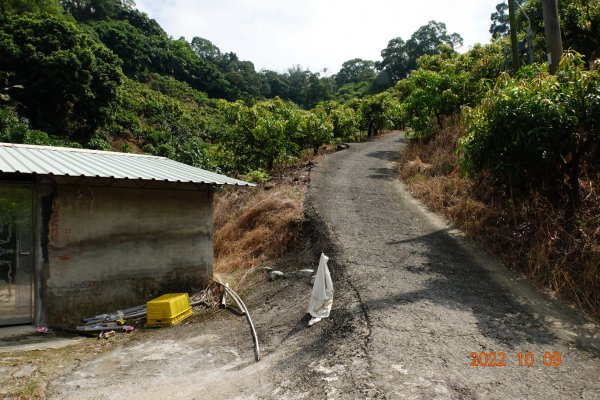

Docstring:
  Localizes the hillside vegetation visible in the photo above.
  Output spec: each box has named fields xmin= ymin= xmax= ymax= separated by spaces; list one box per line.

xmin=395 ymin=1 xmax=599 ymax=319
xmin=0 ymin=0 xmax=599 ymax=317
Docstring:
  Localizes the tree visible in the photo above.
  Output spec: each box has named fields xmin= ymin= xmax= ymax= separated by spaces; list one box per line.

xmin=191 ymin=36 xmax=221 ymax=61
xmin=0 ymin=0 xmax=64 ymax=15
xmin=502 ymin=0 xmax=598 ymax=66
xmin=376 ymin=21 xmax=463 ymax=86
xmin=0 ymin=13 xmax=122 ymax=141
xmin=508 ymin=0 xmax=520 ymax=70
xmin=285 ymin=65 xmax=311 ymax=105
xmin=301 ymin=72 xmax=334 ymax=109
xmin=376 ymin=37 xmax=410 ymax=84
xmin=490 ymin=2 xmax=510 ymax=38
xmin=490 ymin=0 xmax=526 ymax=39
xmin=298 ymin=107 xmax=333 ymax=154
xmin=117 ymin=6 xmax=164 ymax=36
xmin=406 ymin=21 xmax=463 ymax=58
xmin=217 ymin=52 xmax=265 ymax=101
xmin=359 ymin=93 xmax=399 ymax=137
xmin=89 ymin=19 xmax=151 ymax=76
xmin=260 ymin=70 xmax=290 ymax=99
xmin=335 ymin=58 xmax=376 ymax=87
xmin=559 ymin=0 xmax=599 ymax=63
xmin=542 ymin=0 xmax=563 ymax=74
xmin=60 ymin=0 xmax=134 ymax=21
xmin=461 ymin=53 xmax=599 ymax=211
xmin=217 ymin=98 xmax=303 ymax=171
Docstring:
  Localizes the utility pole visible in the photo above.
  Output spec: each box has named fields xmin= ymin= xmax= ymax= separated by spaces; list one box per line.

xmin=508 ymin=0 xmax=520 ymax=70
xmin=542 ymin=0 xmax=563 ymax=74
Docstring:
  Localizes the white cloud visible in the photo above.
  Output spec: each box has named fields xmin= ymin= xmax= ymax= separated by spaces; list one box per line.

xmin=135 ymin=0 xmax=499 ymax=73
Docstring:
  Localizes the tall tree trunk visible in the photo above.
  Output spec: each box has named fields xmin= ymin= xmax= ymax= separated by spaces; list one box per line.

xmin=542 ymin=0 xmax=563 ymax=74
xmin=508 ymin=0 xmax=520 ymax=70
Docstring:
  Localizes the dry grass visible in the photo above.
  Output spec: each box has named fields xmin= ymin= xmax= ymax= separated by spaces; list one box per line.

xmin=400 ymin=125 xmax=600 ymax=321
xmin=213 ymin=184 xmax=305 ymax=274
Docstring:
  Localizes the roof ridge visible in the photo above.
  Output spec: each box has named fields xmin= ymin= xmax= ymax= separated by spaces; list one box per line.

xmin=0 ymin=142 xmax=165 ymax=159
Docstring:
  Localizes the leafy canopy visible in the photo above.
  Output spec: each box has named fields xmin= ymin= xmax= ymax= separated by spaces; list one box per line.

xmin=0 ymin=13 xmax=122 ymax=141
xmin=377 ymin=21 xmax=463 ymax=86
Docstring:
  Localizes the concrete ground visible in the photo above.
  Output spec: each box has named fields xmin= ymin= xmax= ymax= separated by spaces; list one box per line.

xmin=0 ymin=325 xmax=86 ymax=353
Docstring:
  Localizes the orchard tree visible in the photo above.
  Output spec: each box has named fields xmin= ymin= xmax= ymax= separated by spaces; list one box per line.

xmin=299 ymin=107 xmax=333 ymax=155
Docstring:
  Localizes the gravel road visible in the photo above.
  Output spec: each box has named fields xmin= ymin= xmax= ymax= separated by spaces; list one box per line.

xmin=307 ymin=131 xmax=600 ymax=399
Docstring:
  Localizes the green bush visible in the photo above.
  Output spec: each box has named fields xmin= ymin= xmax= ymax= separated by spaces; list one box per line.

xmin=87 ymin=138 xmax=112 ymax=151
xmin=241 ymin=169 xmax=270 ymax=183
xmin=459 ymin=53 xmax=599 ymax=206
xmin=0 ymin=105 xmax=81 ymax=147
xmin=395 ymin=44 xmax=504 ymax=141
xmin=0 ymin=105 xmax=29 ymax=143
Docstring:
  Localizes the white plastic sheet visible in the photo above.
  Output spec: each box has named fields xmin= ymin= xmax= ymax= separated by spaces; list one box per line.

xmin=307 ymin=253 xmax=334 ymax=325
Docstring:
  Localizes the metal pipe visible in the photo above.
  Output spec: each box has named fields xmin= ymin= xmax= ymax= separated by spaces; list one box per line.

xmin=214 ymin=279 xmax=260 ymax=362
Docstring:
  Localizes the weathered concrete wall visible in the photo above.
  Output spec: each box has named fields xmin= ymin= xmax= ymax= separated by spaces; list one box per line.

xmin=42 ymin=185 xmax=213 ymax=324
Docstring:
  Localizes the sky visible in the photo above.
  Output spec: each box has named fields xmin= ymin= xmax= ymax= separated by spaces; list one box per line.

xmin=135 ymin=0 xmax=501 ymax=74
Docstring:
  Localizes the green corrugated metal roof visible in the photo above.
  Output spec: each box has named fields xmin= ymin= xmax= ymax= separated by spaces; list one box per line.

xmin=0 ymin=143 xmax=253 ymax=186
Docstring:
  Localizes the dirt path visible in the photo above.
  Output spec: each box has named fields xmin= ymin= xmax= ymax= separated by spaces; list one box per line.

xmin=308 ymin=131 xmax=600 ymax=399
xmin=45 ymin=132 xmax=600 ymax=399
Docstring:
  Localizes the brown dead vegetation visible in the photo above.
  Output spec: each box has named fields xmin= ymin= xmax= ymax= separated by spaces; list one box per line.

xmin=213 ymin=184 xmax=305 ymax=274
xmin=400 ymin=125 xmax=600 ymax=321
xmin=212 ymin=145 xmax=340 ymax=277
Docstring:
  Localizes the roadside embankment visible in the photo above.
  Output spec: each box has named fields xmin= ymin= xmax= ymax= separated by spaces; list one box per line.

xmin=399 ymin=124 xmax=600 ymax=321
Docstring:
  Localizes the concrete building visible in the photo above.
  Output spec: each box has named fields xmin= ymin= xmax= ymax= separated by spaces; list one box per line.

xmin=0 ymin=143 xmax=250 ymax=326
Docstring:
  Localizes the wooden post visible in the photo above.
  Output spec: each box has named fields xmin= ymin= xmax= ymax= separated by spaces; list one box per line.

xmin=542 ymin=0 xmax=563 ymax=74
xmin=508 ymin=0 xmax=520 ymax=70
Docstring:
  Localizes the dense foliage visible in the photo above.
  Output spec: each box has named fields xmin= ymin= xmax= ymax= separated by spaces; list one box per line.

xmin=0 ymin=0 xmax=408 ymax=178
xmin=0 ymin=0 xmax=598 ymax=191
xmin=376 ymin=21 xmax=463 ymax=88
xmin=460 ymin=54 xmax=599 ymax=207
xmin=0 ymin=13 xmax=122 ymax=141
xmin=394 ymin=43 xmax=505 ymax=140
xmin=1 ymin=0 xmax=599 ymax=319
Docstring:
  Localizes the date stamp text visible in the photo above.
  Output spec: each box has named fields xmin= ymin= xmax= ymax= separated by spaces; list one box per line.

xmin=469 ymin=351 xmax=562 ymax=367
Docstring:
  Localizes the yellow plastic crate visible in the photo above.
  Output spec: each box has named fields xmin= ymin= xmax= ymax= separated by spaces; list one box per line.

xmin=146 ymin=293 xmax=192 ymax=326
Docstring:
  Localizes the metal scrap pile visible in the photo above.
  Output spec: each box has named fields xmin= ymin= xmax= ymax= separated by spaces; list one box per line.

xmin=76 ymin=304 xmax=145 ymax=335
